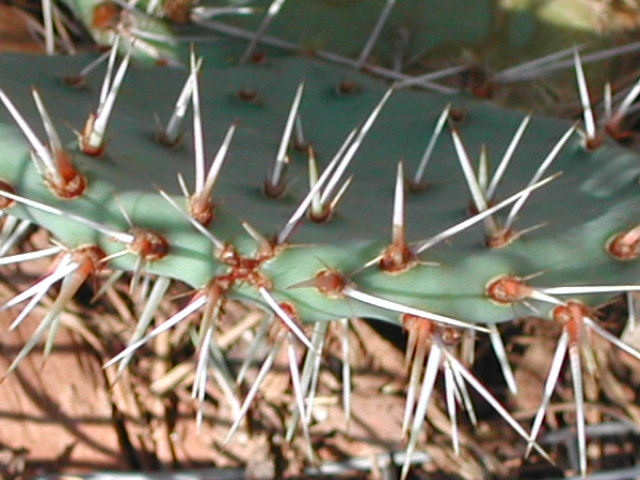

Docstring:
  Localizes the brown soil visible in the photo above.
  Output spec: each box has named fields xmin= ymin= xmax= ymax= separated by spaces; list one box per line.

xmin=0 ymin=228 xmax=639 ymax=480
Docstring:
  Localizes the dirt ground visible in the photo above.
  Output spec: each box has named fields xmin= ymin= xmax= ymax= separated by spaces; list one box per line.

xmin=3 ymin=252 xmax=640 ymax=480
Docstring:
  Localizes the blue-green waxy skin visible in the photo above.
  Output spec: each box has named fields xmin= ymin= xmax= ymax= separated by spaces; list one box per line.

xmin=62 ymin=0 xmax=613 ymax=71
xmin=1 ymin=41 xmax=640 ymax=328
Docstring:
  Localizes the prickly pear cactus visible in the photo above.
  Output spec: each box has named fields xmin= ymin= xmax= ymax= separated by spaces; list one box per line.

xmin=3 ymin=0 xmax=640 ymax=478
xmin=0 ymin=50 xmax=633 ymax=324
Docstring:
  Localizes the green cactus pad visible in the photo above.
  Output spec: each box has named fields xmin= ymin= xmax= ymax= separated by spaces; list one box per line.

xmin=1 ymin=43 xmax=639 ymax=328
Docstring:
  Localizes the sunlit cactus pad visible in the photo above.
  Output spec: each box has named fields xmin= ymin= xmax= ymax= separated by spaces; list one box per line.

xmin=1 ymin=44 xmax=640 ymax=329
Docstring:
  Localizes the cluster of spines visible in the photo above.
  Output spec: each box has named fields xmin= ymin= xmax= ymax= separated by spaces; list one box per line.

xmin=3 ymin=1 xmax=640 ymax=478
